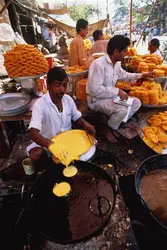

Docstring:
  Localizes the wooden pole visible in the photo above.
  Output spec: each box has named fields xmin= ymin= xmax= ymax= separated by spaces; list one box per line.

xmin=129 ymin=0 xmax=133 ymax=47
xmin=136 ymin=0 xmax=158 ymax=48
xmin=0 ymin=0 xmax=13 ymax=16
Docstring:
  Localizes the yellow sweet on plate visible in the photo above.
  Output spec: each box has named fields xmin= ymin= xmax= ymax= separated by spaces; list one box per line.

xmin=63 ymin=165 xmax=78 ymax=177
xmin=49 ymin=130 xmax=94 ymax=167
xmin=53 ymin=182 xmax=71 ymax=197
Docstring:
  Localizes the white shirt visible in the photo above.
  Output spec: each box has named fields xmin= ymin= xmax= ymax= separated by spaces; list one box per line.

xmin=152 ymin=49 xmax=163 ymax=59
xmin=86 ymin=54 xmax=142 ymax=105
xmin=29 ymin=92 xmax=81 ymax=140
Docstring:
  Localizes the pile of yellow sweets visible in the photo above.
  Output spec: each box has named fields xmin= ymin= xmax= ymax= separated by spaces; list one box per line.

xmin=126 ymin=47 xmax=137 ymax=56
xmin=130 ymin=54 xmax=163 ymax=72
xmin=129 ymin=81 xmax=167 ymax=105
xmin=4 ymin=44 xmax=49 ymax=78
xmin=83 ymin=39 xmax=92 ymax=52
xmin=142 ymin=111 xmax=167 ymax=153
xmin=103 ymin=35 xmax=112 ymax=40
xmin=115 ymin=81 xmax=131 ymax=90
xmin=65 ymin=65 xmax=88 ymax=74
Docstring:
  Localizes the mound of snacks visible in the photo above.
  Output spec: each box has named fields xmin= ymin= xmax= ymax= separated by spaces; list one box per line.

xmin=142 ymin=111 xmax=167 ymax=153
xmin=129 ymin=81 xmax=167 ymax=105
xmin=115 ymin=81 xmax=131 ymax=90
xmin=129 ymin=54 xmax=163 ymax=73
xmin=4 ymin=44 xmax=49 ymax=78
xmin=126 ymin=47 xmax=137 ymax=56
xmin=65 ymin=65 xmax=87 ymax=75
xmin=103 ymin=35 xmax=112 ymax=40
xmin=83 ymin=39 xmax=92 ymax=52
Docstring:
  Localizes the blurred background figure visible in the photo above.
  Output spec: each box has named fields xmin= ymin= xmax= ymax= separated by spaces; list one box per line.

xmin=90 ymin=29 xmax=108 ymax=55
xmin=142 ymin=32 xmax=146 ymax=45
xmin=148 ymin=38 xmax=162 ymax=58
xmin=148 ymin=28 xmax=154 ymax=44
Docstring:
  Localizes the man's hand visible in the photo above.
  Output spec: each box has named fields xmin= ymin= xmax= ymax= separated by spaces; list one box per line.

xmin=84 ymin=121 xmax=96 ymax=135
xmin=118 ymin=89 xmax=128 ymax=101
xmin=142 ymin=72 xmax=156 ymax=79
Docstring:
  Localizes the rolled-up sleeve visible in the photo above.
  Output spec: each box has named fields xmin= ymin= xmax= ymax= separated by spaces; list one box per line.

xmin=118 ymin=63 xmax=142 ymax=83
xmin=28 ymin=100 xmax=43 ymax=131
xmin=70 ymin=98 xmax=82 ymax=121
xmin=87 ymin=63 xmax=119 ymax=99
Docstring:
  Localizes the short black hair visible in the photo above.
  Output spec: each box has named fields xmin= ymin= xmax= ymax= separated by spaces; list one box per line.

xmin=47 ymin=67 xmax=67 ymax=85
xmin=107 ymin=35 xmax=130 ymax=55
xmin=150 ymin=38 xmax=160 ymax=48
xmin=76 ymin=19 xmax=88 ymax=33
xmin=93 ymin=29 xmax=103 ymax=41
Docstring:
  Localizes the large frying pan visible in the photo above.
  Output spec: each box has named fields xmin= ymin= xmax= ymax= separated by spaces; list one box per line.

xmin=135 ymin=154 xmax=167 ymax=230
xmin=27 ymin=160 xmax=116 ymax=244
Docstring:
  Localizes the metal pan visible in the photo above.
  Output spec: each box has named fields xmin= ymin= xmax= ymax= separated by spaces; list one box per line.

xmin=0 ymin=93 xmax=31 ymax=116
xmin=27 ymin=160 xmax=116 ymax=244
xmin=135 ymin=154 xmax=167 ymax=230
xmin=142 ymin=103 xmax=167 ymax=108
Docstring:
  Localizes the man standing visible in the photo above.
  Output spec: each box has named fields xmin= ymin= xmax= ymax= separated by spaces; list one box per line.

xmin=69 ymin=19 xmax=88 ymax=66
xmin=86 ymin=35 xmax=154 ymax=142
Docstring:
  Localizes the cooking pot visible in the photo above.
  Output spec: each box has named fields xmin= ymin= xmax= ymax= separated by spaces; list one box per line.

xmin=135 ymin=154 xmax=167 ymax=230
xmin=27 ymin=160 xmax=116 ymax=244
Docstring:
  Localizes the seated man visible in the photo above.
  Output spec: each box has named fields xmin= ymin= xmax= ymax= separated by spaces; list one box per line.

xmin=86 ymin=35 xmax=154 ymax=142
xmin=90 ymin=29 xmax=108 ymax=55
xmin=69 ymin=19 xmax=89 ymax=66
xmin=148 ymin=38 xmax=163 ymax=59
xmin=28 ymin=67 xmax=95 ymax=168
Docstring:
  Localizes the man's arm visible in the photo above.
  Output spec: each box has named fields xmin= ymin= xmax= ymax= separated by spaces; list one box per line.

xmin=118 ymin=63 xmax=155 ymax=83
xmin=75 ymin=117 xmax=96 ymax=135
xmin=29 ymin=128 xmax=52 ymax=148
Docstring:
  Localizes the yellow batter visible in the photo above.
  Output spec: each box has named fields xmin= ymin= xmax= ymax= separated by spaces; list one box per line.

xmin=63 ymin=165 xmax=78 ymax=177
xmin=49 ymin=130 xmax=94 ymax=167
xmin=52 ymin=182 xmax=71 ymax=197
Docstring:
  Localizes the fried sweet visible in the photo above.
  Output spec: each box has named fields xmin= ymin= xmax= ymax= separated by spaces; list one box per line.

xmin=4 ymin=44 xmax=49 ymax=77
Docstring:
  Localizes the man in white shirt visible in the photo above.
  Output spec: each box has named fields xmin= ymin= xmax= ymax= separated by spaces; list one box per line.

xmin=28 ymin=67 xmax=95 ymax=168
xmin=86 ymin=35 xmax=154 ymax=142
xmin=148 ymin=38 xmax=163 ymax=59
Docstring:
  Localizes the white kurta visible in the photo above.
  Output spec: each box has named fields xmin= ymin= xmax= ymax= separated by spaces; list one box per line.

xmin=152 ymin=49 xmax=163 ymax=59
xmin=27 ymin=93 xmax=81 ymax=153
xmin=86 ymin=55 xmax=142 ymax=130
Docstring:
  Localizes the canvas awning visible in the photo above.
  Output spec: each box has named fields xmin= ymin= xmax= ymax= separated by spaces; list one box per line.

xmin=47 ymin=15 xmax=107 ymax=38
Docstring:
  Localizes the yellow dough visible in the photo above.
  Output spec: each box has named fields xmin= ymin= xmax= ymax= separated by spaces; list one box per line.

xmin=49 ymin=130 xmax=94 ymax=167
xmin=63 ymin=165 xmax=78 ymax=177
xmin=52 ymin=182 xmax=71 ymax=197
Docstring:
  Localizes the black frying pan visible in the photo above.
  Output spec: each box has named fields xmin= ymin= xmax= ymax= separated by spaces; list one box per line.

xmin=27 ymin=160 xmax=116 ymax=244
xmin=135 ymin=154 xmax=167 ymax=230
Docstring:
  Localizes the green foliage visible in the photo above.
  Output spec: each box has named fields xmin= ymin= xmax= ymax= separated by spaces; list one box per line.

xmin=113 ymin=5 xmax=128 ymax=21
xmin=69 ymin=4 xmax=99 ymax=21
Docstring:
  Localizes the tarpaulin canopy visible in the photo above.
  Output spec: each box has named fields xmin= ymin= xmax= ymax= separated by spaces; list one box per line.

xmin=39 ymin=6 xmax=68 ymax=15
xmin=47 ymin=15 xmax=107 ymax=38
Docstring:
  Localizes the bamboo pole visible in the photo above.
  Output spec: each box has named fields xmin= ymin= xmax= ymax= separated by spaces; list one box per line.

xmin=136 ymin=0 xmax=158 ymax=48
xmin=129 ymin=0 xmax=133 ymax=47
xmin=0 ymin=0 xmax=13 ymax=16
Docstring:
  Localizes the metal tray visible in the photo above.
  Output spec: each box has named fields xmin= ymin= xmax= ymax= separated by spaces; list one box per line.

xmin=0 ymin=93 xmax=31 ymax=116
xmin=11 ymin=73 xmax=47 ymax=81
xmin=137 ymin=108 xmax=167 ymax=154
xmin=67 ymin=70 xmax=88 ymax=77
xmin=142 ymin=103 xmax=167 ymax=108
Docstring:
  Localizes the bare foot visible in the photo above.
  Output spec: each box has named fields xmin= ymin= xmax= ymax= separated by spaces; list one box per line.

xmin=104 ymin=126 xmax=117 ymax=143
xmin=112 ymin=130 xmax=120 ymax=138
